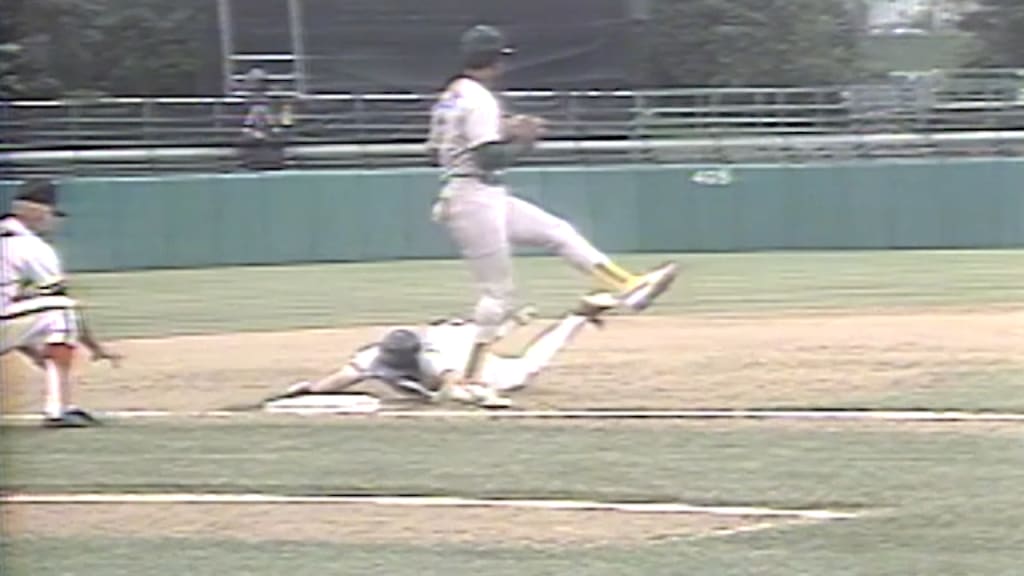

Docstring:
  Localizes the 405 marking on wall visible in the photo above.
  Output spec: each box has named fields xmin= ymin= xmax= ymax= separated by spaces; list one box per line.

xmin=690 ymin=168 xmax=734 ymax=186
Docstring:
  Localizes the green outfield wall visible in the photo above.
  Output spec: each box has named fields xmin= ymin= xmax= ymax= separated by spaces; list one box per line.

xmin=2 ymin=159 xmax=1021 ymax=272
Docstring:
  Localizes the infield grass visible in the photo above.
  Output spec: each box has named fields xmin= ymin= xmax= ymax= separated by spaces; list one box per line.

xmin=70 ymin=249 xmax=1024 ymax=339
xmin=3 ymin=420 xmax=1024 ymax=575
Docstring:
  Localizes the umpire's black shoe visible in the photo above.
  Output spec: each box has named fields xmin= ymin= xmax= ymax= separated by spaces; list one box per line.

xmin=42 ymin=407 xmax=101 ymax=428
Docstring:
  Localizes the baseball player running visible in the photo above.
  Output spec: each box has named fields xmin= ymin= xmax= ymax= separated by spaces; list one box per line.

xmin=267 ymin=292 xmax=620 ymax=408
xmin=1 ymin=179 xmax=120 ymax=427
xmin=426 ymin=24 xmax=678 ymax=405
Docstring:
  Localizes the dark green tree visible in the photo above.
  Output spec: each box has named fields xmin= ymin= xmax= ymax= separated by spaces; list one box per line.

xmin=0 ymin=0 xmax=218 ymax=99
xmin=958 ymin=0 xmax=1024 ymax=67
xmin=641 ymin=0 xmax=863 ymax=87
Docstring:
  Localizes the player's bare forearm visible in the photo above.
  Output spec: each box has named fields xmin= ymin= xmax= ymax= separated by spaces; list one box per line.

xmin=439 ymin=370 xmax=461 ymax=390
xmin=78 ymin=310 xmax=122 ymax=366
xmin=309 ymin=365 xmax=365 ymax=393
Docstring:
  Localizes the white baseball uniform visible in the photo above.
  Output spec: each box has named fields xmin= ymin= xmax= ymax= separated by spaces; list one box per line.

xmin=348 ymin=314 xmax=591 ymax=393
xmin=1 ymin=215 xmax=78 ymax=355
xmin=427 ymin=77 xmax=611 ymax=341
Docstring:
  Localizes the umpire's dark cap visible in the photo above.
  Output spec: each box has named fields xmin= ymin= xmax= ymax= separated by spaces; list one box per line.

xmin=15 ymin=178 xmax=66 ymax=217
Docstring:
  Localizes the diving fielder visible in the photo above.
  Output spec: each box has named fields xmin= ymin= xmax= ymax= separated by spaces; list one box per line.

xmin=1 ymin=179 xmax=119 ymax=427
xmin=269 ymin=292 xmax=620 ymax=408
xmin=425 ymin=24 xmax=678 ymax=405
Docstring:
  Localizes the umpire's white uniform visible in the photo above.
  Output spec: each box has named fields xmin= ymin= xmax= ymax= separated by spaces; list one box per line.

xmin=0 ymin=215 xmax=79 ymax=355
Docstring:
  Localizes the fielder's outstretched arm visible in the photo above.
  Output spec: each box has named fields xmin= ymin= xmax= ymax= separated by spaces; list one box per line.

xmin=271 ymin=363 xmax=369 ymax=402
xmin=272 ymin=350 xmax=441 ymax=403
xmin=305 ymin=364 xmax=366 ymax=394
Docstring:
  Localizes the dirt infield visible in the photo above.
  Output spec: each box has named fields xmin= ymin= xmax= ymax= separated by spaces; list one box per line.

xmin=2 ymin=309 xmax=1021 ymax=413
xmin=2 ymin=502 xmax=790 ymax=547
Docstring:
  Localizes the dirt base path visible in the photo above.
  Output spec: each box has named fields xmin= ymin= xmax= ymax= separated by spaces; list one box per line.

xmin=3 ymin=501 xmax=805 ymax=547
xmin=3 ymin=309 xmax=1021 ymax=413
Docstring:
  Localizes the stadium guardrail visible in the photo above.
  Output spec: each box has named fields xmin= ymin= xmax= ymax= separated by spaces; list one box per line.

xmin=2 ymin=77 xmax=1023 ymax=175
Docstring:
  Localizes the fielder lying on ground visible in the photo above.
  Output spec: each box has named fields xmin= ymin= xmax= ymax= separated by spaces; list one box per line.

xmin=267 ymin=292 xmax=621 ymax=409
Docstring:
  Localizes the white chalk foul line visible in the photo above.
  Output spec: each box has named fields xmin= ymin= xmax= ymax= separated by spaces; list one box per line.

xmin=4 ymin=408 xmax=1024 ymax=422
xmin=0 ymin=493 xmax=858 ymax=521
xmin=676 ymin=520 xmax=788 ymax=542
xmin=377 ymin=409 xmax=1024 ymax=422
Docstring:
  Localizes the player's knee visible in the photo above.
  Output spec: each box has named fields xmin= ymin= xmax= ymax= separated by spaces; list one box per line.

xmin=473 ymin=295 xmax=509 ymax=343
xmin=547 ymin=218 xmax=581 ymax=250
xmin=474 ymin=295 xmax=509 ymax=327
xmin=44 ymin=342 xmax=76 ymax=366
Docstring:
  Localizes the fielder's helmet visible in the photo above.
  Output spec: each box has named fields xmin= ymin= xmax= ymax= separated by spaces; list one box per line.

xmin=461 ymin=24 xmax=515 ymax=69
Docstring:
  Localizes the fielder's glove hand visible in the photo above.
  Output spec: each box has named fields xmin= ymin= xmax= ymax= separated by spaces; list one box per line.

xmin=503 ymin=114 xmax=546 ymax=143
xmin=90 ymin=345 xmax=124 ymax=367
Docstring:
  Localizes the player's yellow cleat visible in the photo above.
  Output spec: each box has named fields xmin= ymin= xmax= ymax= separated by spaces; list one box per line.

xmin=592 ymin=261 xmax=635 ymax=291
xmin=620 ymin=261 xmax=679 ymax=312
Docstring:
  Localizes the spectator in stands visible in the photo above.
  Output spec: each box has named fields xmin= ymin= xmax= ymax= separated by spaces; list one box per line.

xmin=238 ymin=67 xmax=293 ymax=170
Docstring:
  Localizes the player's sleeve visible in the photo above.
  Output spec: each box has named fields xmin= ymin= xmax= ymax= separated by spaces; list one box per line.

xmin=421 ymin=324 xmax=476 ymax=378
xmin=464 ymin=88 xmax=503 ymax=150
xmin=417 ymin=349 xmax=461 ymax=394
xmin=22 ymin=241 xmax=67 ymax=295
xmin=420 ymin=331 xmax=462 ymax=377
xmin=425 ymin=106 xmax=443 ymax=165
xmin=349 ymin=344 xmax=380 ymax=373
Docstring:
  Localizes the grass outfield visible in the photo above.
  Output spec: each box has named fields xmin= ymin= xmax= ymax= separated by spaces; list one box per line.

xmin=71 ymin=249 xmax=1024 ymax=338
xmin=3 ymin=249 xmax=1023 ymax=574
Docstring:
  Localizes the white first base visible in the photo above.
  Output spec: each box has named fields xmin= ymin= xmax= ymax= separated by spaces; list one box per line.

xmin=263 ymin=394 xmax=381 ymax=415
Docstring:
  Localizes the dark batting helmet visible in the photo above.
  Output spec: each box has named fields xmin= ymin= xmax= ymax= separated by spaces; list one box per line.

xmin=461 ymin=24 xmax=515 ymax=69
xmin=373 ymin=328 xmax=423 ymax=376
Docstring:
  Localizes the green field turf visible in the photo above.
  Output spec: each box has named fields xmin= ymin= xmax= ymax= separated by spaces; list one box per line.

xmin=3 ymin=249 xmax=1023 ymax=575
xmin=3 ymin=421 xmax=1024 ymax=575
xmin=72 ymin=249 xmax=1024 ymax=339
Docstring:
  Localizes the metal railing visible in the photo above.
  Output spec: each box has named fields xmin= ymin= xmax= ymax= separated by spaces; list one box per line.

xmin=2 ymin=81 xmax=1023 ymax=176
xmin=5 ymin=131 xmax=1023 ymax=179
xmin=5 ymin=84 xmax=1023 ymax=149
